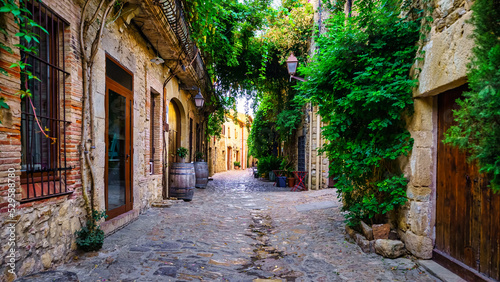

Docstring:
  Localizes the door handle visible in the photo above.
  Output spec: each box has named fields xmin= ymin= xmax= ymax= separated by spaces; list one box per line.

xmin=126 ymin=154 xmax=130 ymax=161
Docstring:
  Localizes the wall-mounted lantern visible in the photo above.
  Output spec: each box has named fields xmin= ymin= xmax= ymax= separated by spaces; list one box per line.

xmin=151 ymin=40 xmax=164 ymax=65
xmin=194 ymin=91 xmax=205 ymax=109
xmin=286 ymin=52 xmax=305 ymax=82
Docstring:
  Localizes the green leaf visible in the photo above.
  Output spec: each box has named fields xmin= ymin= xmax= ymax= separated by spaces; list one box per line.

xmin=0 ymin=97 xmax=10 ymax=109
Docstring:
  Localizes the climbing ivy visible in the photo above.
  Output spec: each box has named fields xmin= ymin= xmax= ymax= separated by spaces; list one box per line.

xmin=0 ymin=0 xmax=48 ymax=123
xmin=297 ymin=0 xmax=421 ymax=225
xmin=444 ymin=0 xmax=500 ymax=193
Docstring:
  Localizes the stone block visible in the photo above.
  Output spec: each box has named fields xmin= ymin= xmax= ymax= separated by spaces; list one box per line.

xmin=416 ymin=12 xmax=474 ymax=97
xmin=373 ymin=223 xmax=390 ymax=239
xmin=408 ymin=98 xmax=433 ymax=131
xmin=94 ymin=93 xmax=105 ymax=119
xmin=411 ymin=130 xmax=433 ymax=148
xmin=58 ymin=201 xmax=69 ymax=217
xmin=355 ymin=233 xmax=374 ymax=253
xmin=345 ymin=225 xmax=356 ymax=240
xmin=360 ymin=221 xmax=373 ymax=240
xmin=389 ymin=230 xmax=399 ymax=240
xmin=411 ymin=147 xmax=433 ymax=187
xmin=407 ymin=186 xmax=432 ymax=202
xmin=19 ymin=257 xmax=35 ymax=277
xmin=41 ymin=252 xmax=52 ymax=269
xmin=374 ymin=239 xmax=406 ymax=259
xmin=409 ymin=201 xmax=431 ymax=236
xmin=400 ymin=231 xmax=433 ymax=259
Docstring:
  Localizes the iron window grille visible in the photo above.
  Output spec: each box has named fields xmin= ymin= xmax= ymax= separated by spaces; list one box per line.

xmin=20 ymin=0 xmax=72 ymax=202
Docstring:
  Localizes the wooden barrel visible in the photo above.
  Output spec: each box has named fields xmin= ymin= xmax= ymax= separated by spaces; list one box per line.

xmin=194 ymin=161 xmax=209 ymax=189
xmin=169 ymin=162 xmax=195 ymax=201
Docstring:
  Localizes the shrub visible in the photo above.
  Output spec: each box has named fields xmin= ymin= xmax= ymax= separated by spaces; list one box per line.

xmin=257 ymin=155 xmax=282 ymax=175
xmin=296 ymin=0 xmax=421 ymax=225
xmin=234 ymin=161 xmax=241 ymax=167
xmin=76 ymin=210 xmax=107 ymax=252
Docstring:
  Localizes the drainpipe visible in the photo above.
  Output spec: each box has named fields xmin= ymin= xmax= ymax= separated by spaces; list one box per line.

xmin=242 ymin=125 xmax=244 ymax=169
xmin=317 ymin=115 xmax=322 ymax=190
xmin=308 ymin=104 xmax=313 ymax=190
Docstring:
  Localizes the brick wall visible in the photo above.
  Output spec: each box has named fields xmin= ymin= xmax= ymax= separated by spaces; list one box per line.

xmin=0 ymin=1 xmax=86 ymax=280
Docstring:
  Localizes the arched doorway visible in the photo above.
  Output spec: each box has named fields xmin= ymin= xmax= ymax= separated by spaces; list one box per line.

xmin=168 ymin=101 xmax=181 ymax=163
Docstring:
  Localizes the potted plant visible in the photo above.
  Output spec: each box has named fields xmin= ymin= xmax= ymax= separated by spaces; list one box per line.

xmin=287 ymin=171 xmax=295 ymax=187
xmin=195 ymin=151 xmax=204 ymax=162
xmin=234 ymin=161 xmax=241 ymax=169
xmin=280 ymin=157 xmax=296 ymax=187
xmin=176 ymin=147 xmax=188 ymax=163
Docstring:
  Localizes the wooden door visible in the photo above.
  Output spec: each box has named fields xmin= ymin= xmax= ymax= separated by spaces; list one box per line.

xmin=105 ymin=78 xmax=133 ymax=220
xmin=436 ymin=85 xmax=500 ymax=280
xmin=168 ymin=101 xmax=180 ymax=163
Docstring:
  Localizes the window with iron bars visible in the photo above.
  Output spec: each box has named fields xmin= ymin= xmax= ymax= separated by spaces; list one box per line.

xmin=20 ymin=1 xmax=71 ymax=202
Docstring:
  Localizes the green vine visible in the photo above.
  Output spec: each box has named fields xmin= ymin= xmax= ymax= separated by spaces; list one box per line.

xmin=444 ymin=0 xmax=500 ymax=193
xmin=297 ymin=0 xmax=422 ymax=225
xmin=0 ymin=0 xmax=47 ymax=123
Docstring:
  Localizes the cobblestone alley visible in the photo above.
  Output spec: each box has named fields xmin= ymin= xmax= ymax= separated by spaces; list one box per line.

xmin=26 ymin=170 xmax=439 ymax=282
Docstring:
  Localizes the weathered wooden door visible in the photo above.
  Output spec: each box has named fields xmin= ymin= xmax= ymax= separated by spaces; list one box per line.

xmin=436 ymin=85 xmax=500 ymax=280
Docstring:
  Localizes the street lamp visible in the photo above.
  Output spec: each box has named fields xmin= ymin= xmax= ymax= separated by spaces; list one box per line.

xmin=286 ymin=52 xmax=305 ymax=82
xmin=194 ymin=90 xmax=205 ymax=109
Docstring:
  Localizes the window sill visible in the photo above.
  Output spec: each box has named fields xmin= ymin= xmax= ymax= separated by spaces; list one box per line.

xmin=19 ymin=191 xmax=73 ymax=204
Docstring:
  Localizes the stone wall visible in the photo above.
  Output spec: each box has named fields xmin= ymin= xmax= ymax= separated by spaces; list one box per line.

xmin=298 ymin=103 xmax=331 ymax=190
xmin=397 ymin=0 xmax=474 ymax=259
xmin=91 ymin=5 xmax=203 ymax=219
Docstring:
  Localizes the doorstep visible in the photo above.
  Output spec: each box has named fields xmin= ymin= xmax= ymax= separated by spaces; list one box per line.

xmin=101 ymin=209 xmax=139 ymax=236
xmin=417 ymin=259 xmax=466 ymax=282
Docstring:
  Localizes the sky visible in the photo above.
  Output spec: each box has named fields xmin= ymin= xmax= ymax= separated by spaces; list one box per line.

xmin=236 ymin=96 xmax=254 ymax=117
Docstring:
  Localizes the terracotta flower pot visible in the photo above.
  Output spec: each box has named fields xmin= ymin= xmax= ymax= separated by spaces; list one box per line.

xmin=287 ymin=177 xmax=295 ymax=187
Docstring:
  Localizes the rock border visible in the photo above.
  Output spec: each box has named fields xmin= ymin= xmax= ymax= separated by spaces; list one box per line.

xmin=345 ymin=225 xmax=408 ymax=259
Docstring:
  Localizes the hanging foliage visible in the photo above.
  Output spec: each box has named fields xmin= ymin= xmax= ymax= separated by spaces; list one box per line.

xmin=247 ymin=0 xmax=313 ymax=156
xmin=185 ymin=0 xmax=313 ymax=144
xmin=296 ymin=0 xmax=421 ymax=225
xmin=444 ymin=0 xmax=500 ymax=193
xmin=0 ymin=0 xmax=48 ymax=123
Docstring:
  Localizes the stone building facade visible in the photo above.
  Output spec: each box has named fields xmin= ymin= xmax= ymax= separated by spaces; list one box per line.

xmin=397 ymin=0 xmax=474 ymax=261
xmin=208 ymin=112 xmax=252 ymax=175
xmin=303 ymin=0 xmax=498 ymax=279
xmin=0 ymin=0 xmax=209 ymax=280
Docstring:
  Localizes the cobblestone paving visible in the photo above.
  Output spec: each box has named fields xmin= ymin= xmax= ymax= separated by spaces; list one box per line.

xmin=54 ymin=170 xmax=438 ymax=281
